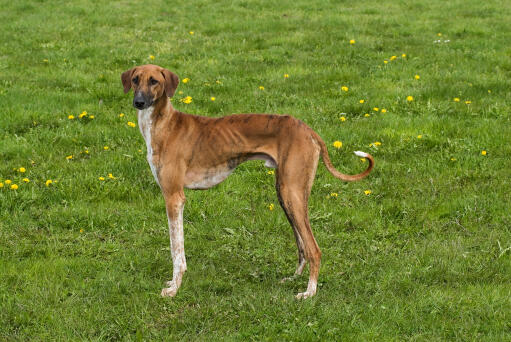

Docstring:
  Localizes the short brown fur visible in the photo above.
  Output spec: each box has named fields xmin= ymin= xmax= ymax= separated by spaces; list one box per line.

xmin=121 ymin=64 xmax=374 ymax=299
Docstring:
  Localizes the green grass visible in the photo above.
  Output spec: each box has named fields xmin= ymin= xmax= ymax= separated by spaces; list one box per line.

xmin=1 ymin=0 xmax=511 ymax=340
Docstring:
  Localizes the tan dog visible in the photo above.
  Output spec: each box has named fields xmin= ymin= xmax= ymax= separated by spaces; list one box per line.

xmin=121 ymin=64 xmax=374 ymax=299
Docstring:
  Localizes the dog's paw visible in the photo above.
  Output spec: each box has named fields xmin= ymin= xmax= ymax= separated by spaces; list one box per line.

xmin=161 ymin=286 xmax=178 ymax=297
xmin=161 ymin=280 xmax=179 ymax=297
xmin=295 ymin=291 xmax=315 ymax=300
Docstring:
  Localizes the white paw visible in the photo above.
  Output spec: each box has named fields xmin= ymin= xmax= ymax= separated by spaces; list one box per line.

xmin=161 ymin=285 xmax=178 ymax=297
xmin=295 ymin=291 xmax=315 ymax=300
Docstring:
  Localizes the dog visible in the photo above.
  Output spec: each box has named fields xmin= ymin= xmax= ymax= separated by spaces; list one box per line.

xmin=121 ymin=64 xmax=374 ymax=299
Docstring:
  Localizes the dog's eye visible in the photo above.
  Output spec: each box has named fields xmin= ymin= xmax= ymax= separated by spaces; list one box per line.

xmin=150 ymin=78 xmax=158 ymax=86
xmin=132 ymin=76 xmax=139 ymax=85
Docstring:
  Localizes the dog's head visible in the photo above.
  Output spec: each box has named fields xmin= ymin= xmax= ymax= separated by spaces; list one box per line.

xmin=121 ymin=64 xmax=179 ymax=110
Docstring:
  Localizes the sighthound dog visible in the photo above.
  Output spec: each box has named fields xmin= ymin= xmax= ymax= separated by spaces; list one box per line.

xmin=121 ymin=64 xmax=374 ymax=299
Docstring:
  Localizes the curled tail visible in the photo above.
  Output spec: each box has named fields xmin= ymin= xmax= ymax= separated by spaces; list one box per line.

xmin=312 ymin=131 xmax=374 ymax=182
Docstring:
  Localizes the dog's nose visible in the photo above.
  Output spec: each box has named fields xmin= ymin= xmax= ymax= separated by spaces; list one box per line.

xmin=134 ymin=100 xmax=146 ymax=109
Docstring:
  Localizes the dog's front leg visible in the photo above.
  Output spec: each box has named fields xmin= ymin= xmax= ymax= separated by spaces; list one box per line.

xmin=161 ymin=191 xmax=187 ymax=297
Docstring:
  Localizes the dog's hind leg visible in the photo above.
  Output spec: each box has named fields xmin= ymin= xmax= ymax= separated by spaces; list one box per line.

xmin=276 ymin=141 xmax=321 ymax=298
xmin=277 ymin=184 xmax=306 ymax=283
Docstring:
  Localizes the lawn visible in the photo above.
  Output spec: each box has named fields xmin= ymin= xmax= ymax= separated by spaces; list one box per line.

xmin=1 ymin=0 xmax=511 ymax=340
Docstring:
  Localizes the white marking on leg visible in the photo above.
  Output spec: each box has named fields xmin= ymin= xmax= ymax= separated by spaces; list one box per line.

xmin=161 ymin=204 xmax=186 ymax=297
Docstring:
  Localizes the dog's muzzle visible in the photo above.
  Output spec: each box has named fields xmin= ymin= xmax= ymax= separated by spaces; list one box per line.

xmin=133 ymin=92 xmax=153 ymax=110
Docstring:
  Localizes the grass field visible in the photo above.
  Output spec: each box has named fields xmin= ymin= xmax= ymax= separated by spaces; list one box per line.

xmin=1 ymin=0 xmax=511 ymax=340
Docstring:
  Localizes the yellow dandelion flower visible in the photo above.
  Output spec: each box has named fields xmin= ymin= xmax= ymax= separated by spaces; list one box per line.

xmin=481 ymin=150 xmax=487 ymax=156
xmin=259 ymin=86 xmax=265 ymax=90
xmin=384 ymin=60 xmax=388 ymax=64
xmin=189 ymin=31 xmax=194 ymax=35
xmin=414 ymin=75 xmax=420 ymax=80
xmin=360 ymin=158 xmax=366 ymax=162
xmin=364 ymin=113 xmax=370 ymax=117
xmin=104 ymin=146 xmax=109 ymax=150
xmin=359 ymin=99 xmax=365 ymax=104
xmin=119 ymin=113 xmax=125 ymax=118
xmin=284 ymin=74 xmax=289 ymax=78
xmin=268 ymin=203 xmax=275 ymax=211
xmin=18 ymin=167 xmax=26 ymax=173
xmin=340 ymin=116 xmax=346 ymax=122
xmin=108 ymin=173 xmax=115 ymax=179
xmin=454 ymin=97 xmax=460 ymax=102
xmin=402 ymin=53 xmax=407 ymax=58
xmin=349 ymin=39 xmax=355 ymax=44
xmin=451 ymin=157 xmax=457 ymax=161
xmin=417 ymin=135 xmax=422 ymax=139
xmin=99 ymin=176 xmax=105 ymax=181
xmin=210 ymin=97 xmax=216 ymax=101
xmin=381 ymin=109 xmax=387 ymax=113
xmin=66 ymin=155 xmax=73 ymax=160
xmin=68 ymin=115 xmax=75 ymax=120
xmin=437 ymin=33 xmax=442 ymax=37
xmin=149 ymin=55 xmax=155 ymax=60
xmin=341 ymin=86 xmax=349 ymax=92
xmin=465 ymin=100 xmax=471 ymax=104
xmin=267 ymin=170 xmax=275 ymax=175
xmin=373 ymin=107 xmax=379 ymax=112
xmin=80 ymin=228 xmax=84 ymax=233
xmin=333 ymin=141 xmax=342 ymax=149
xmin=364 ymin=189 xmax=372 ymax=195
xmin=79 ymin=111 xmax=87 ymax=118
xmin=390 ymin=55 xmax=397 ymax=61
xmin=406 ymin=96 xmax=414 ymax=102
xmin=0 ymin=182 xmax=3 ymax=188
xmin=330 ymin=192 xmax=338 ymax=198
xmin=178 ymin=90 xmax=184 ymax=95
xmin=45 ymin=179 xmax=53 ymax=186
xmin=89 ymin=115 xmax=94 ymax=119
xmin=10 ymin=184 xmax=18 ymax=190
xmin=85 ymin=150 xmax=89 ymax=154
xmin=127 ymin=121 xmax=136 ymax=127
xmin=182 ymin=96 xmax=192 ymax=104
xmin=23 ymin=178 xmax=29 ymax=183
xmin=5 ymin=180 xmax=11 ymax=185
xmin=182 ymin=78 xmax=190 ymax=83
xmin=374 ymin=141 xmax=382 ymax=146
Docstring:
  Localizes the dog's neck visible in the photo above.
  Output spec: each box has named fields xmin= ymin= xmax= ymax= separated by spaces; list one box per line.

xmin=137 ymin=96 xmax=177 ymax=143
xmin=137 ymin=96 xmax=177 ymax=185
xmin=137 ymin=96 xmax=177 ymax=132
xmin=150 ymin=96 xmax=176 ymax=119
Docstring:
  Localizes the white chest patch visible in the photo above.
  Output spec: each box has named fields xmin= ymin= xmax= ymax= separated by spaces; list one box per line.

xmin=137 ymin=107 xmax=160 ymax=186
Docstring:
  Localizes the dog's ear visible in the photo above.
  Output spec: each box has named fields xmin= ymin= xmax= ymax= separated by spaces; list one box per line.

xmin=121 ymin=67 xmax=136 ymax=94
xmin=161 ymin=68 xmax=179 ymax=98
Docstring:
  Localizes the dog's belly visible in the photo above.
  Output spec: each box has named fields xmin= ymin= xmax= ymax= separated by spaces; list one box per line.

xmin=184 ymin=167 xmax=234 ymax=190
xmin=184 ymin=154 xmax=276 ymax=190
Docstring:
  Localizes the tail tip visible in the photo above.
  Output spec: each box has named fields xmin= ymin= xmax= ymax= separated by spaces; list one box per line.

xmin=354 ymin=151 xmax=369 ymax=158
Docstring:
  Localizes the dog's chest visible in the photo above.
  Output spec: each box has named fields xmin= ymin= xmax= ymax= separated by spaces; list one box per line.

xmin=137 ymin=107 xmax=160 ymax=185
